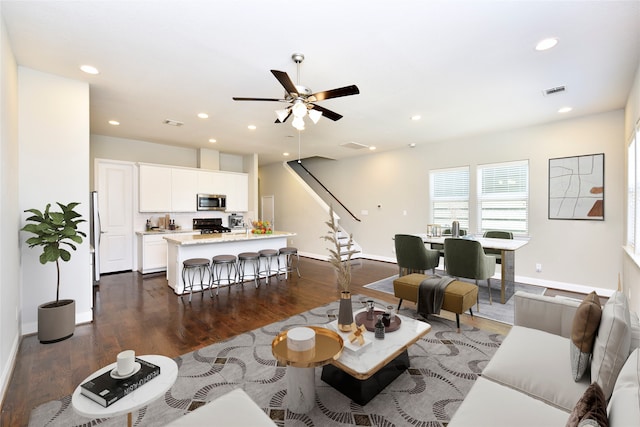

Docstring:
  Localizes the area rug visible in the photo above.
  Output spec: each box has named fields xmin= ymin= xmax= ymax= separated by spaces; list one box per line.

xmin=29 ymin=295 xmax=503 ymax=426
xmin=364 ymin=273 xmax=546 ymax=325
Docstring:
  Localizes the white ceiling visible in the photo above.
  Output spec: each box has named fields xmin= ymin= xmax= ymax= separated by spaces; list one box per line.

xmin=3 ymin=0 xmax=639 ymax=166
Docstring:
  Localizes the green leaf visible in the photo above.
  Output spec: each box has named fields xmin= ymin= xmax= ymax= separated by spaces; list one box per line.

xmin=59 ymin=249 xmax=71 ymax=262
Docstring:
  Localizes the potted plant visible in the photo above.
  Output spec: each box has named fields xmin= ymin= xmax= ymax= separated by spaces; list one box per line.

xmin=322 ymin=206 xmax=354 ymax=331
xmin=21 ymin=202 xmax=86 ymax=343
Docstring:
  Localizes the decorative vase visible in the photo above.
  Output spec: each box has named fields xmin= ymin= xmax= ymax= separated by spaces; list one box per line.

xmin=38 ymin=299 xmax=75 ymax=343
xmin=337 ymin=291 xmax=354 ymax=332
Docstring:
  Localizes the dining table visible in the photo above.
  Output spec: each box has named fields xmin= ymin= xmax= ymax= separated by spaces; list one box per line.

xmin=418 ymin=234 xmax=529 ymax=304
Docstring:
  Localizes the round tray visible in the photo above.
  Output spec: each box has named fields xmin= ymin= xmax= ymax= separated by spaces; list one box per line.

xmin=271 ymin=326 xmax=343 ymax=368
xmin=355 ymin=310 xmax=401 ymax=332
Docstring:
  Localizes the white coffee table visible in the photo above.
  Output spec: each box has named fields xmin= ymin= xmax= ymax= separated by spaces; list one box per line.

xmin=72 ymin=354 xmax=178 ymax=426
xmin=321 ymin=310 xmax=431 ymax=405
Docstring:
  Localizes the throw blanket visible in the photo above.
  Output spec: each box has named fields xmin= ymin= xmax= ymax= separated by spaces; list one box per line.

xmin=417 ymin=275 xmax=455 ymax=317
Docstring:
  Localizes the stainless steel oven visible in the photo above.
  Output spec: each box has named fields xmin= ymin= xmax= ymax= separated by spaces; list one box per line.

xmin=196 ymin=193 xmax=226 ymax=211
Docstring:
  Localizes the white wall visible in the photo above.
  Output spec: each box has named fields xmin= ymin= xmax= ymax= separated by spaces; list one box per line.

xmin=260 ymin=110 xmax=625 ymax=297
xmin=0 ymin=9 xmax=21 ymax=404
xmin=18 ymin=68 xmax=92 ymax=334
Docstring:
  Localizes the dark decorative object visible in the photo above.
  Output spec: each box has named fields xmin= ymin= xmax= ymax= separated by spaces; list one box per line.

xmin=549 ymin=153 xmax=604 ymax=220
xmin=375 ymin=316 xmax=385 ymax=339
xmin=21 ymin=202 xmax=86 ymax=343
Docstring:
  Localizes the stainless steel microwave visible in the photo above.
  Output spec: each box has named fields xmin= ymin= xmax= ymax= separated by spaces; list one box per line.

xmin=196 ymin=193 xmax=226 ymax=211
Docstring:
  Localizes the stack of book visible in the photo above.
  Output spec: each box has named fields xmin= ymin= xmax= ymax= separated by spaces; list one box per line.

xmin=80 ymin=358 xmax=161 ymax=407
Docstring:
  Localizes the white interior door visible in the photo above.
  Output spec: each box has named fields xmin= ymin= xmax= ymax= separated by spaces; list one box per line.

xmin=261 ymin=195 xmax=275 ymax=228
xmin=97 ymin=160 xmax=134 ymax=273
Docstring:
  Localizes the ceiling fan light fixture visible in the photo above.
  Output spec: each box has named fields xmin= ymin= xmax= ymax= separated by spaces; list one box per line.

xmin=292 ymin=100 xmax=307 ymax=118
xmin=308 ymin=108 xmax=322 ymax=124
xmin=292 ymin=116 xmax=305 ymax=130
xmin=275 ymin=109 xmax=289 ymax=123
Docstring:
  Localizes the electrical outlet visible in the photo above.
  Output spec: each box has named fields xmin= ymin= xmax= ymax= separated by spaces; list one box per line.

xmin=535 ymin=263 xmax=542 ymax=273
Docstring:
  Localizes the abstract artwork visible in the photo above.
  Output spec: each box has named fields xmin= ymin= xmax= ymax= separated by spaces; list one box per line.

xmin=549 ymin=153 xmax=604 ymax=220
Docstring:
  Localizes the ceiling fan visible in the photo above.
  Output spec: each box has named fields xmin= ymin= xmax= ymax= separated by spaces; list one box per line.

xmin=232 ymin=53 xmax=360 ymax=130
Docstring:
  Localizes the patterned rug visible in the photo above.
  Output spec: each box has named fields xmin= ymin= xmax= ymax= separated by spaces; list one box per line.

xmin=363 ymin=272 xmax=546 ymax=325
xmin=29 ymin=295 xmax=503 ymax=426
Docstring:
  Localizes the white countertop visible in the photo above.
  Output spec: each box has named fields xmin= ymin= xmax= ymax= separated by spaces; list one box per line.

xmin=136 ymin=229 xmax=196 ymax=236
xmin=164 ymin=231 xmax=295 ymax=246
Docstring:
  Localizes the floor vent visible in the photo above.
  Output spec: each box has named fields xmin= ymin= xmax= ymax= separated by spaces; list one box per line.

xmin=543 ymin=85 xmax=566 ymax=96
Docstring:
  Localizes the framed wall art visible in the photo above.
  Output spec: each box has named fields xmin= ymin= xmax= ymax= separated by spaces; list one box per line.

xmin=548 ymin=153 xmax=604 ymax=220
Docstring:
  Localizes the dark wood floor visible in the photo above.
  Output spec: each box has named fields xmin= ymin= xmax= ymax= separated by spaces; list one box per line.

xmin=1 ymin=257 xmax=511 ymax=426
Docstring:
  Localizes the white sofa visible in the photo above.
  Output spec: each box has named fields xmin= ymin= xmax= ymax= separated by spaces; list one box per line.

xmin=449 ymin=291 xmax=640 ymax=427
xmin=164 ymin=388 xmax=276 ymax=427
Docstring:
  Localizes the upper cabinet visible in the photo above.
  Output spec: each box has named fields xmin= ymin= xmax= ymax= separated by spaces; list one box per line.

xmin=170 ymin=168 xmax=198 ymax=212
xmin=139 ymin=164 xmax=172 ymax=212
xmin=140 ymin=163 xmax=248 ymax=213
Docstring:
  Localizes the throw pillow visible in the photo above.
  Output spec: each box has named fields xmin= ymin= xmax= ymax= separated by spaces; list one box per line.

xmin=565 ymin=382 xmax=609 ymax=427
xmin=570 ymin=292 xmax=602 ymax=381
xmin=591 ymin=291 xmax=632 ymax=400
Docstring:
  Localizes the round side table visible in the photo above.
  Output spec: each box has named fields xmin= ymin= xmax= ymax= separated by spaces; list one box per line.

xmin=271 ymin=326 xmax=343 ymax=413
xmin=72 ymin=354 xmax=178 ymax=426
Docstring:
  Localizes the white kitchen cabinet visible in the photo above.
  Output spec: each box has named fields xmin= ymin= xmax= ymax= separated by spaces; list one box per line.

xmin=137 ymin=231 xmax=199 ymax=274
xmin=225 ymin=172 xmax=249 ymax=212
xmin=171 ymin=168 xmax=197 ymax=212
xmin=139 ymin=164 xmax=171 ymax=212
xmin=141 ymin=163 xmax=248 ymax=213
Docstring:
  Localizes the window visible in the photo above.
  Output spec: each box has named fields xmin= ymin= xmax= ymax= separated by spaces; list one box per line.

xmin=430 ymin=167 xmax=469 ymax=230
xmin=627 ymin=122 xmax=640 ymax=253
xmin=477 ymin=160 xmax=529 ymax=235
xmin=628 ymin=136 xmax=636 ymax=248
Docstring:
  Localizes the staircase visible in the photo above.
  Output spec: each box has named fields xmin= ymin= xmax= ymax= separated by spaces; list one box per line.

xmin=285 ymin=160 xmax=363 ymax=261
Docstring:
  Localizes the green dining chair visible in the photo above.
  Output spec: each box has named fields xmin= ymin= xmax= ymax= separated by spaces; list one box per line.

xmin=394 ymin=234 xmax=440 ymax=277
xmin=431 ymin=229 xmax=466 ymax=266
xmin=444 ymin=238 xmax=496 ymax=304
xmin=482 ymin=230 xmax=513 ymax=264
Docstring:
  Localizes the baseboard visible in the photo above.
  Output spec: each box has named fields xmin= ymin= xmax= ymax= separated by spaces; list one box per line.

xmin=22 ymin=309 xmax=93 ymax=335
xmin=0 ymin=332 xmax=20 ymax=408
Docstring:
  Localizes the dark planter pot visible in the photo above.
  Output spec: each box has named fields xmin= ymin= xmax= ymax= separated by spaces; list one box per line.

xmin=38 ymin=299 xmax=75 ymax=343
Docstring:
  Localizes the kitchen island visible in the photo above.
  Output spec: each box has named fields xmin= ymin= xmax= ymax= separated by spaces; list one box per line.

xmin=164 ymin=231 xmax=296 ymax=295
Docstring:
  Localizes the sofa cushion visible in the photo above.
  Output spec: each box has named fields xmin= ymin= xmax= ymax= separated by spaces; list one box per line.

xmin=630 ymin=311 xmax=640 ymax=353
xmin=448 ymin=377 xmax=571 ymax=427
xmin=565 ymin=382 xmax=609 ymax=427
xmin=591 ymin=292 xmax=631 ymax=400
xmin=164 ymin=388 xmax=276 ymax=426
xmin=570 ymin=292 xmax=602 ymax=381
xmin=607 ymin=348 xmax=640 ymax=427
xmin=482 ymin=325 xmax=590 ymax=411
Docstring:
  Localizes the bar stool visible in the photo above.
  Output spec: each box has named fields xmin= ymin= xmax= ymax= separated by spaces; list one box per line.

xmin=181 ymin=258 xmax=211 ymax=303
xmin=211 ymin=254 xmax=238 ymax=296
xmin=237 ymin=252 xmax=260 ymax=288
xmin=278 ymin=247 xmax=300 ymax=279
xmin=258 ymin=249 xmax=279 ymax=284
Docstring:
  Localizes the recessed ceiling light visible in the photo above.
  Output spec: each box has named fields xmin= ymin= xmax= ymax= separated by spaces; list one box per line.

xmin=411 ymin=115 xmax=421 ymax=121
xmin=208 ymin=138 xmax=217 ymax=143
xmin=409 ymin=143 xmax=416 ymax=148
xmin=535 ymin=38 xmax=558 ymax=51
xmin=80 ymin=65 xmax=99 ymax=75
xmin=108 ymin=120 xmax=120 ymax=126
xmin=248 ymin=125 xmax=257 ymax=130
xmin=283 ymin=152 xmax=290 ymax=157
xmin=369 ymin=146 xmax=376 ymax=151
xmin=558 ymin=106 xmax=573 ymax=113
xmin=197 ymin=113 xmax=209 ymax=119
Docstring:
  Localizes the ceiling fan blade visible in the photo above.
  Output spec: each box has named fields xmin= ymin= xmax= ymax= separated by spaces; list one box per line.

xmin=309 ymin=104 xmax=343 ymax=121
xmin=275 ymin=110 xmax=292 ymax=123
xmin=271 ymin=70 xmax=299 ymax=96
xmin=232 ymin=97 xmax=285 ymax=102
xmin=311 ymin=85 xmax=360 ymax=102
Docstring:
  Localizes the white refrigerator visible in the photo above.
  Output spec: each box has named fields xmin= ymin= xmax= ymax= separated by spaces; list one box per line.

xmin=90 ymin=191 xmax=101 ymax=284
